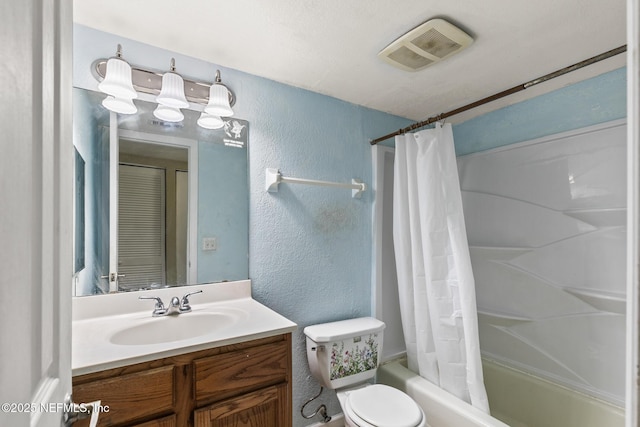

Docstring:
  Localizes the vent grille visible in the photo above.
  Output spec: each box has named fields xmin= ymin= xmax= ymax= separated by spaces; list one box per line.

xmin=412 ymin=28 xmax=462 ymax=58
xmin=387 ymin=46 xmax=434 ymax=70
xmin=378 ymin=18 xmax=473 ymax=72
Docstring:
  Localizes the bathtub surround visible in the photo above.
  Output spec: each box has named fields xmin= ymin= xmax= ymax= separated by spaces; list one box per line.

xmin=457 ymin=120 xmax=627 ymax=406
xmin=393 ymin=124 xmax=489 ymax=412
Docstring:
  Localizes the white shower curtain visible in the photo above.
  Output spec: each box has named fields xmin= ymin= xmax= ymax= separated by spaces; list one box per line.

xmin=393 ymin=123 xmax=489 ymax=412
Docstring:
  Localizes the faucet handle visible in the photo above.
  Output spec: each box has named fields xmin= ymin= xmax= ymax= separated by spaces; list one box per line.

xmin=139 ymin=296 xmax=167 ymax=316
xmin=179 ymin=290 xmax=203 ymax=312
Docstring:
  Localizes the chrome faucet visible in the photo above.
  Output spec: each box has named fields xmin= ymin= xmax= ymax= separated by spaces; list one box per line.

xmin=179 ymin=290 xmax=203 ymax=313
xmin=139 ymin=290 xmax=203 ymax=317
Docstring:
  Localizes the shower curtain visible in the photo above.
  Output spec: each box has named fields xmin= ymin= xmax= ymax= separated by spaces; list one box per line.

xmin=393 ymin=123 xmax=489 ymax=412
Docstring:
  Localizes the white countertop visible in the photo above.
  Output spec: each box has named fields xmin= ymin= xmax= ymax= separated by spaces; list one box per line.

xmin=72 ymin=280 xmax=297 ymax=376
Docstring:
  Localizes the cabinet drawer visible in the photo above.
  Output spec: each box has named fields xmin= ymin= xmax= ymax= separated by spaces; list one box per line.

xmin=73 ymin=365 xmax=175 ymax=426
xmin=194 ymin=341 xmax=289 ymax=405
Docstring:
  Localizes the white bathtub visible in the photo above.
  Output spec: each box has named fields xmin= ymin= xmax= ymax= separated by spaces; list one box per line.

xmin=377 ymin=357 xmax=624 ymax=427
xmin=481 ymin=358 xmax=624 ymax=427
xmin=377 ymin=358 xmax=506 ymax=427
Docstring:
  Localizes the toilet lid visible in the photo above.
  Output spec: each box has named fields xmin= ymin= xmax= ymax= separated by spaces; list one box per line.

xmin=346 ymin=384 xmax=423 ymax=427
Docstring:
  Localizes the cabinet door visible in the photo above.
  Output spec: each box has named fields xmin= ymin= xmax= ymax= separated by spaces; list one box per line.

xmin=194 ymin=384 xmax=288 ymax=427
xmin=132 ymin=414 xmax=176 ymax=427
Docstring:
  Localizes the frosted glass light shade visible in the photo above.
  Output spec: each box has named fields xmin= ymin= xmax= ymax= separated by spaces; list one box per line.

xmin=153 ymin=104 xmax=184 ymax=122
xmin=197 ymin=112 xmax=224 ymax=129
xmin=102 ymin=96 xmax=137 ymax=114
xmin=204 ymin=84 xmax=233 ymax=117
xmin=98 ymin=57 xmax=137 ymax=99
xmin=156 ymin=72 xmax=189 ymax=108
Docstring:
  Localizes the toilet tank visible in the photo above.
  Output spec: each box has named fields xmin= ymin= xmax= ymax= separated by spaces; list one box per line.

xmin=304 ymin=317 xmax=385 ymax=390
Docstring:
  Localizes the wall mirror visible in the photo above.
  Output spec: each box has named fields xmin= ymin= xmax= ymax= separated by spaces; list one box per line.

xmin=72 ymin=87 xmax=249 ymax=296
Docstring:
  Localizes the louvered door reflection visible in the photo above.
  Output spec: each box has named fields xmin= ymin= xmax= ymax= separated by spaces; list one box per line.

xmin=118 ymin=164 xmax=166 ymax=290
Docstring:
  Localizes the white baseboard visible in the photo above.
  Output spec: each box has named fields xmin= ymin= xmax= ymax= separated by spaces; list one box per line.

xmin=306 ymin=412 xmax=344 ymax=427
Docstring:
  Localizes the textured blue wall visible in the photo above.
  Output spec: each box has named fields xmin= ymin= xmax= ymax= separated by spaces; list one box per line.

xmin=73 ymin=24 xmax=412 ymax=426
xmin=232 ymin=51 xmax=413 ymax=426
xmin=453 ymin=67 xmax=626 ymax=155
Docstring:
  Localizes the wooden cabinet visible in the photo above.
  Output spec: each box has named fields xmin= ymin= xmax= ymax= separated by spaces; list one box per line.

xmin=73 ymin=366 xmax=175 ymax=426
xmin=73 ymin=334 xmax=291 ymax=427
xmin=132 ymin=415 xmax=177 ymax=427
xmin=194 ymin=384 xmax=288 ymax=427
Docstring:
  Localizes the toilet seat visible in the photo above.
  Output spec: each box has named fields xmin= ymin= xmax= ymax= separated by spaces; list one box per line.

xmin=344 ymin=384 xmax=424 ymax=427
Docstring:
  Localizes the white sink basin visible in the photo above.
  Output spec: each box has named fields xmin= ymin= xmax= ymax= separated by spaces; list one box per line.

xmin=109 ymin=310 xmax=243 ymax=346
xmin=72 ymin=281 xmax=298 ymax=376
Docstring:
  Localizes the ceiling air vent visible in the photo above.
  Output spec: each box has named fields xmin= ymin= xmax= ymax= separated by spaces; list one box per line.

xmin=379 ymin=18 xmax=473 ymax=72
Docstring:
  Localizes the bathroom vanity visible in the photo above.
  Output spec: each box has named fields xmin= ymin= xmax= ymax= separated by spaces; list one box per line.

xmin=71 ymin=281 xmax=296 ymax=427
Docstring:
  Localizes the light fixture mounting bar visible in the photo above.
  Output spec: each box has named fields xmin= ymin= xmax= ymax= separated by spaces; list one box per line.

xmin=93 ymin=59 xmax=235 ymax=107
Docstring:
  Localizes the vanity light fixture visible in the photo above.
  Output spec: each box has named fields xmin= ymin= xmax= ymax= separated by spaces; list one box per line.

xmin=196 ymin=112 xmax=225 ymax=129
xmin=154 ymin=58 xmax=188 ymax=122
xmin=93 ymin=45 xmax=236 ymax=128
xmin=156 ymin=58 xmax=189 ymax=109
xmin=204 ymin=70 xmax=234 ymax=117
xmin=197 ymin=70 xmax=234 ymax=129
xmin=153 ymin=104 xmax=185 ymax=122
xmin=102 ymin=96 xmax=137 ymax=115
xmin=98 ymin=44 xmax=137 ymax=99
xmin=98 ymin=44 xmax=137 ymax=114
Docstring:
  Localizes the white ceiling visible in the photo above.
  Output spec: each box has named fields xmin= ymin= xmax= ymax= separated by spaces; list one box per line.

xmin=73 ymin=0 xmax=627 ymax=123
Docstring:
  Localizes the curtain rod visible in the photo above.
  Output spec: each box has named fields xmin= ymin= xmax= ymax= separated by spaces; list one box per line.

xmin=370 ymin=45 xmax=627 ymax=146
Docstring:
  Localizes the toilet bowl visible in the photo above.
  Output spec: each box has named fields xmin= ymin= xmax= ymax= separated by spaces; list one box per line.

xmin=338 ymin=384 xmax=426 ymax=427
xmin=304 ymin=317 xmax=427 ymax=427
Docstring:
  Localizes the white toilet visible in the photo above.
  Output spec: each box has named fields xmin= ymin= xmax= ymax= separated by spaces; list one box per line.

xmin=304 ymin=317 xmax=426 ymax=427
